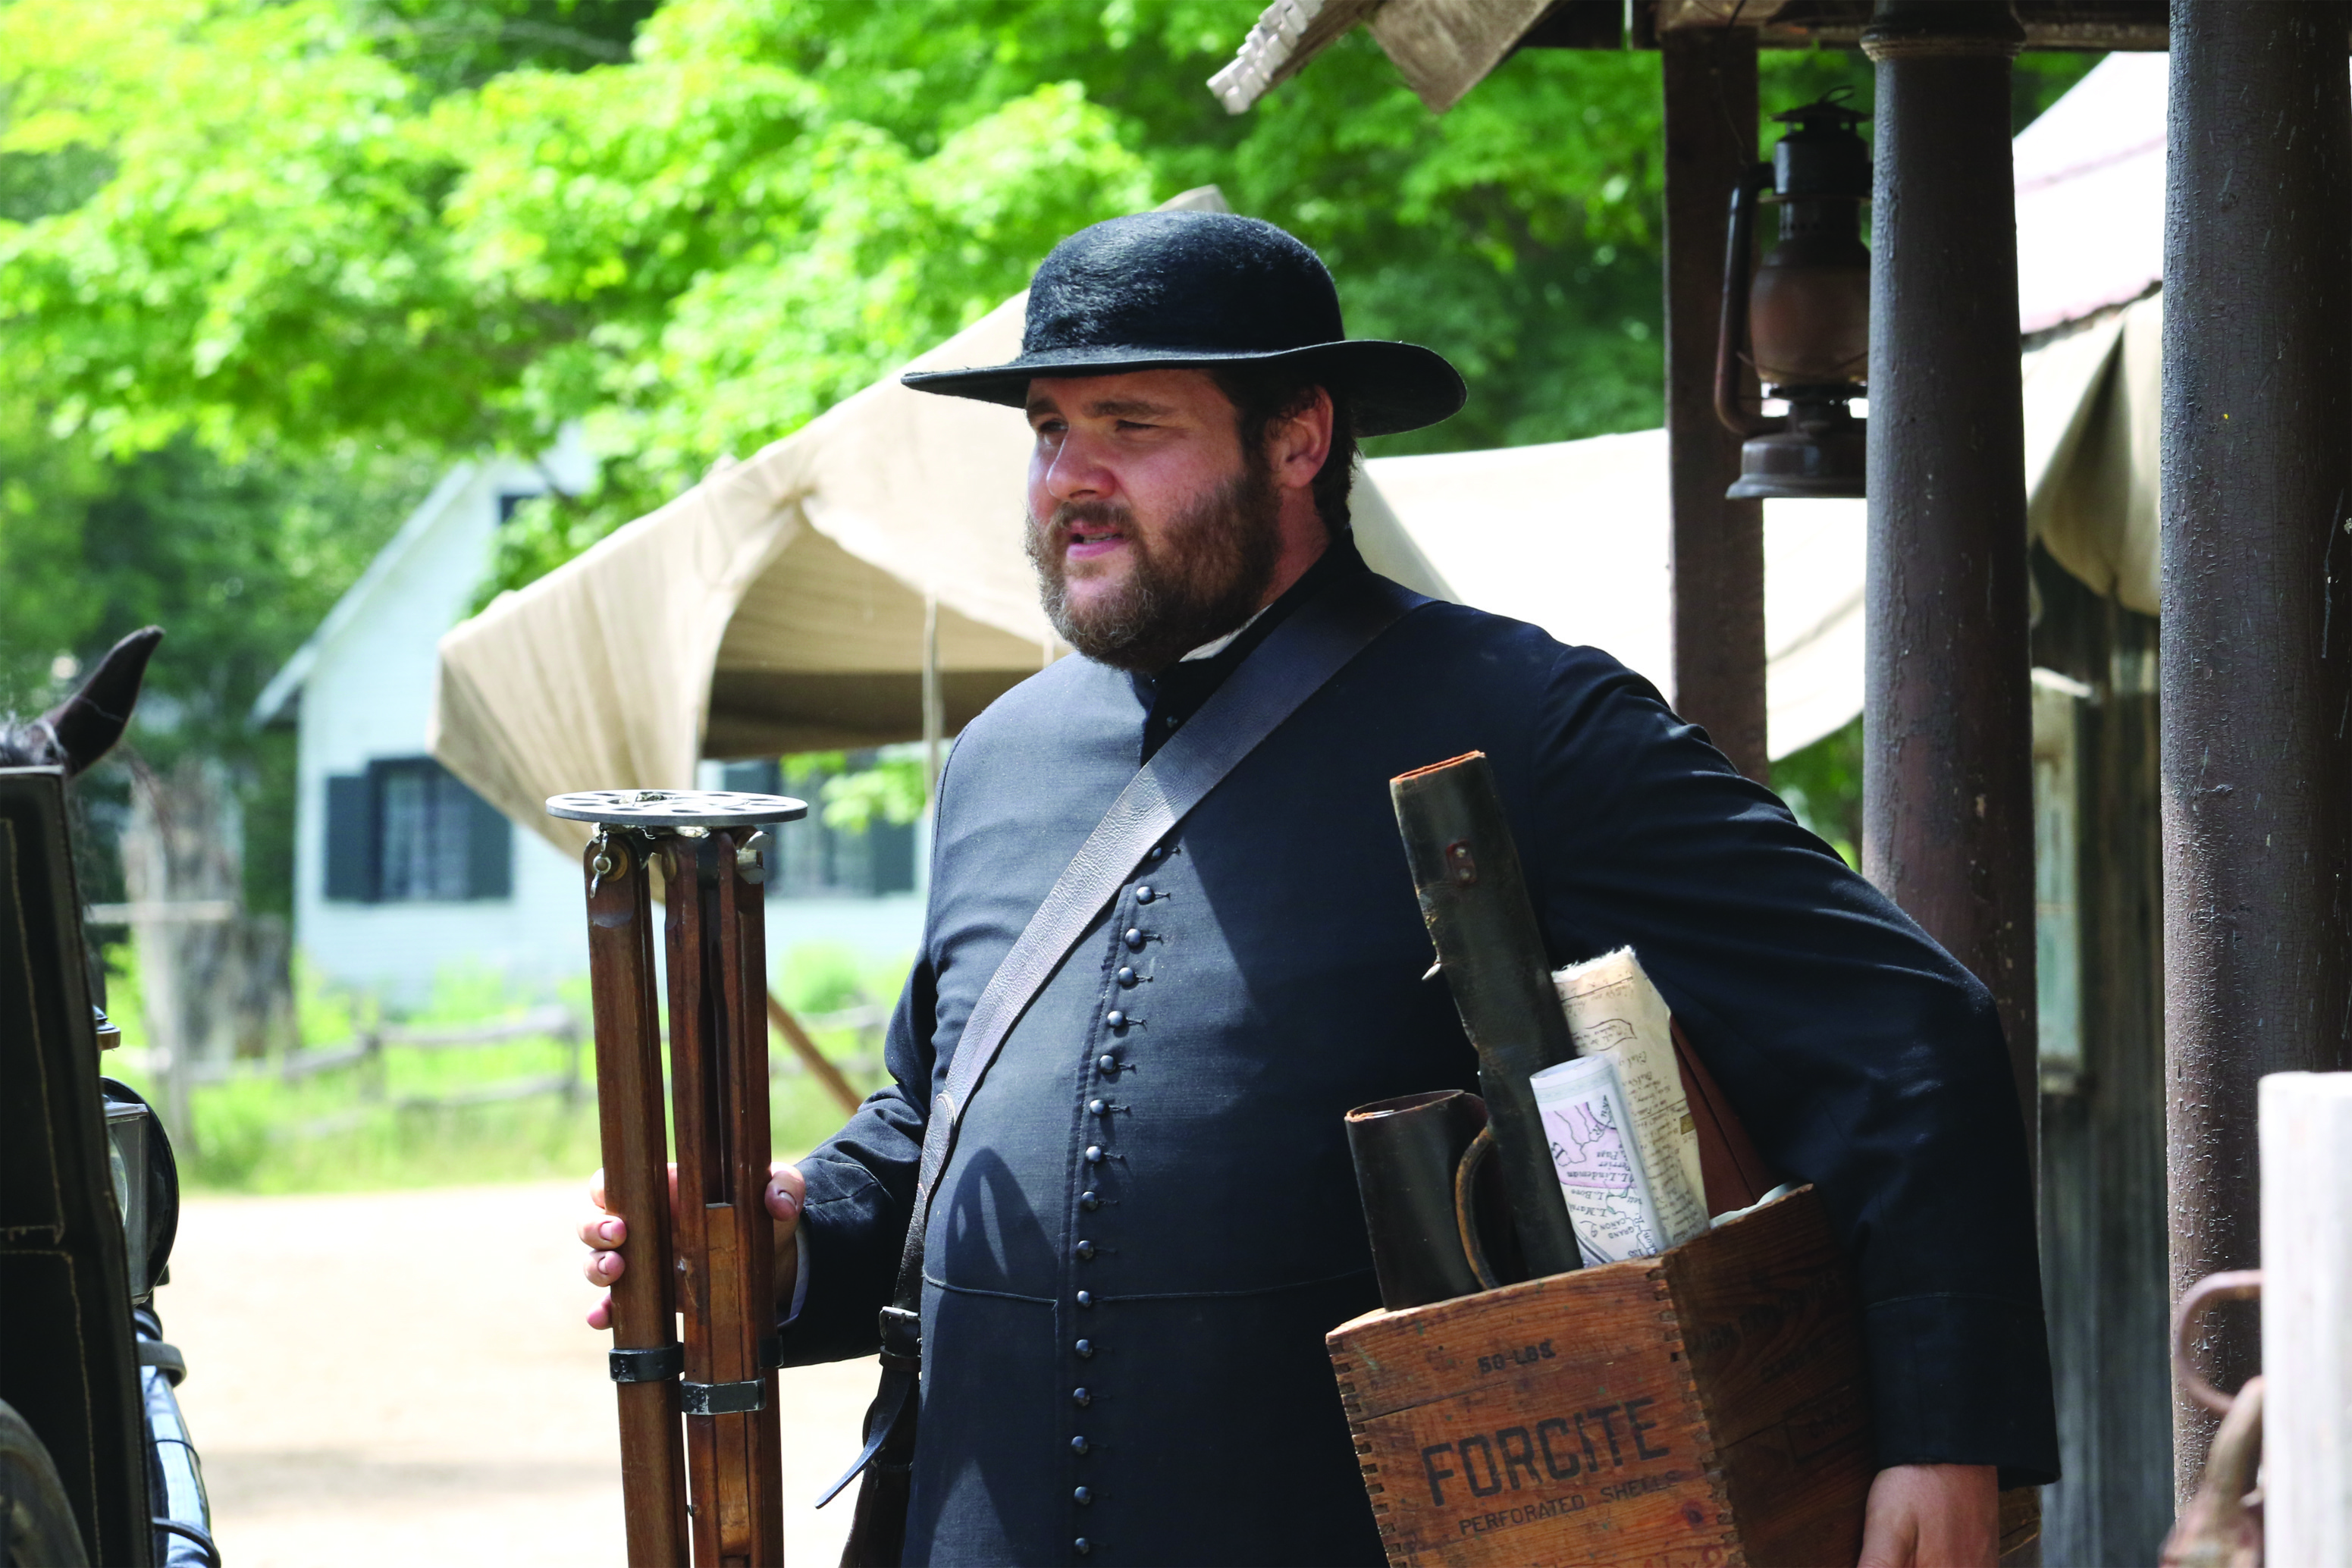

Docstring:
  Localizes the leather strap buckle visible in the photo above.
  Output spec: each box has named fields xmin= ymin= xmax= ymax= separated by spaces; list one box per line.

xmin=878 ymin=1305 xmax=921 ymax=1357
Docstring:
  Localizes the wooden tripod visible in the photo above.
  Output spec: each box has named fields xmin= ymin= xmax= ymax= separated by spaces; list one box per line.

xmin=566 ymin=790 xmax=805 ymax=1568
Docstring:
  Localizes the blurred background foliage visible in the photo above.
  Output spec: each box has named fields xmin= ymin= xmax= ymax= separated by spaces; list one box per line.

xmin=0 ymin=0 xmax=2096 ymax=912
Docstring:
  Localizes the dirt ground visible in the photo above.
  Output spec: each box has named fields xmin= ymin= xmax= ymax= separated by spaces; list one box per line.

xmin=158 ymin=1181 xmax=877 ymax=1566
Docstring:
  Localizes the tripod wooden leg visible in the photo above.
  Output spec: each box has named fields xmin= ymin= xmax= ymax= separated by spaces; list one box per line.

xmin=721 ymin=838 xmax=786 ymax=1565
xmin=584 ymin=838 xmax=689 ymax=1568
xmin=666 ymin=833 xmax=787 ymax=1567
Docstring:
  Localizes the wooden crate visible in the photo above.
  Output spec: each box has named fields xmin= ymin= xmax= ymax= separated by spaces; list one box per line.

xmin=1327 ymin=1186 xmax=1872 ymax=1567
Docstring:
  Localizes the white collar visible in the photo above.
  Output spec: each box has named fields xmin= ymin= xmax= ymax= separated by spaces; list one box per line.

xmin=1177 ymin=604 xmax=1269 ymax=664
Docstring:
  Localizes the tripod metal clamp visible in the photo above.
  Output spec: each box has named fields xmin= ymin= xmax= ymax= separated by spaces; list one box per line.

xmin=609 ymin=1344 xmax=684 ymax=1384
xmin=680 ymin=1379 xmax=767 ymax=1416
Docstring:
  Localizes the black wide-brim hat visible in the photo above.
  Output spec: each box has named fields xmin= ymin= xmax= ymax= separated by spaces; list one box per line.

xmin=902 ymin=211 xmax=1466 ymax=438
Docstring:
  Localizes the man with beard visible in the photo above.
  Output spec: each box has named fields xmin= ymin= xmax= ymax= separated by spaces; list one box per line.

xmin=580 ymin=212 xmax=2055 ymax=1566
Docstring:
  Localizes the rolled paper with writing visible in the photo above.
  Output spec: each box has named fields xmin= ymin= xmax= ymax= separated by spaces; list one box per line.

xmin=1552 ymin=948 xmax=1711 ymax=1251
xmin=1531 ymin=1054 xmax=1669 ymax=1266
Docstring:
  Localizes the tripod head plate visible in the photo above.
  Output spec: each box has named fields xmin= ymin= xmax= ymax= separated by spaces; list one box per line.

xmin=546 ymin=789 xmax=809 ymax=829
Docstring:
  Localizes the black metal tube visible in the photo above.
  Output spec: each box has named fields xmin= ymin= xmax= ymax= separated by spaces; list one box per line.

xmin=1664 ymin=27 xmax=1770 ymax=783
xmin=1859 ymin=0 xmax=2038 ymax=1159
xmin=1344 ymin=1090 xmax=1490 ymax=1309
xmin=2160 ymin=0 xmax=2352 ymax=1498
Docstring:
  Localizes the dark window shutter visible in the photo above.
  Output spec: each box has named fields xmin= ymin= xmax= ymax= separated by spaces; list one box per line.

xmin=325 ymin=774 xmax=374 ymax=902
xmin=464 ymin=788 xmax=513 ymax=900
xmin=872 ymin=820 xmax=916 ymax=895
xmin=720 ymin=758 xmax=781 ymax=794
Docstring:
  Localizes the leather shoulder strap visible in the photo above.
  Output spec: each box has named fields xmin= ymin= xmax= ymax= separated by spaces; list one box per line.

xmin=818 ymin=569 xmax=1423 ymax=1507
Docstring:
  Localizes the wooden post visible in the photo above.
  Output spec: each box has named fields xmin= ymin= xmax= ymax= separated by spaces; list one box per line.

xmin=2261 ymin=1073 xmax=2352 ymax=1563
xmin=584 ymin=838 xmax=690 ymax=1568
xmin=1859 ymin=0 xmax=2039 ymax=1151
xmin=2160 ymin=0 xmax=2352 ymax=1494
xmin=1661 ymin=26 xmax=1767 ymax=783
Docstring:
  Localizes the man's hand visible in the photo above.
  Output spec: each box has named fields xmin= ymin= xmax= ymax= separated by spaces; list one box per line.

xmin=1858 ymin=1463 xmax=1998 ymax=1567
xmin=579 ymin=1161 xmax=805 ymax=1330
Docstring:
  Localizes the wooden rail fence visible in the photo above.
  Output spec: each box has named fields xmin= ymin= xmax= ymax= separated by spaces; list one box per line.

xmin=137 ymin=1001 xmax=884 ymax=1147
xmin=149 ymin=995 xmax=880 ymax=1140
xmin=272 ymin=1005 xmax=585 ymax=1140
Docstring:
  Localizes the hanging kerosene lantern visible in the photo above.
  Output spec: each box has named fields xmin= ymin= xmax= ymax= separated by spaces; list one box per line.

xmin=1716 ymin=93 xmax=1872 ymax=500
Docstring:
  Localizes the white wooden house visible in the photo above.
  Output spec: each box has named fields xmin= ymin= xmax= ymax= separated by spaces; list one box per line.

xmin=254 ymin=434 xmax=923 ymax=1005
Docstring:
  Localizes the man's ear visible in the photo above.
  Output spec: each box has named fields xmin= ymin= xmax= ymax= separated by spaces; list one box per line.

xmin=1267 ymin=386 xmax=1335 ymax=490
xmin=37 ymin=626 xmax=163 ymax=776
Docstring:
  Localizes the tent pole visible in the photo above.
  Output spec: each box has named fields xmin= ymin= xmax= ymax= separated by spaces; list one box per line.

xmin=1859 ymin=0 xmax=2037 ymax=1155
xmin=922 ymin=592 xmax=943 ymax=804
xmin=2159 ymin=0 xmax=2352 ymax=1498
xmin=1661 ymin=24 xmax=1767 ymax=784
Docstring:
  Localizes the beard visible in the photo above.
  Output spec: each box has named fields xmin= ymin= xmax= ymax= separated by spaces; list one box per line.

xmin=1026 ymin=459 xmax=1284 ymax=673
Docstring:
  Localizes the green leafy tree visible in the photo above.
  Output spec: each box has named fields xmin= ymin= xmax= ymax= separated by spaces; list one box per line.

xmin=782 ymin=751 xmax=927 ymax=833
xmin=3 ymin=0 xmax=2096 ymax=596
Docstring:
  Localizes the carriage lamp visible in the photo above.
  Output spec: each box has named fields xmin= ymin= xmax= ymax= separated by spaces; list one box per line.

xmin=101 ymin=1074 xmax=180 ymax=1303
xmin=1716 ymin=94 xmax=1872 ymax=500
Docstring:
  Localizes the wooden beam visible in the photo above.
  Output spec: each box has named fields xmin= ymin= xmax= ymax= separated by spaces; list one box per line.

xmin=1653 ymin=0 xmax=2172 ymax=52
xmin=1661 ymin=27 xmax=1767 ymax=783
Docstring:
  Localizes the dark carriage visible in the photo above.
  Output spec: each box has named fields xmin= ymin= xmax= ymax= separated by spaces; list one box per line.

xmin=2 ymin=632 xmax=215 ymax=1567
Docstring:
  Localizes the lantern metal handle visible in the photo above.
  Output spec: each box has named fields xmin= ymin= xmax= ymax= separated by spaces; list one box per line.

xmin=1715 ymin=160 xmax=1783 ymax=441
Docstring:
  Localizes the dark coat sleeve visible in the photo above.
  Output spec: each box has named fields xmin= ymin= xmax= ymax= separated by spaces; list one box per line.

xmin=774 ymin=956 xmax=936 ymax=1366
xmin=1519 ymin=645 xmax=2059 ymax=1487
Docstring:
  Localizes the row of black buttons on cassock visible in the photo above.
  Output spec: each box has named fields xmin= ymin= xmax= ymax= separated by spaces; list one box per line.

xmin=1070 ymin=846 xmax=1170 ymax=1558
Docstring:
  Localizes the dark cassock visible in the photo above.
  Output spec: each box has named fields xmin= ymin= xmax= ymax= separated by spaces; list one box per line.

xmin=778 ymin=532 xmax=2059 ymax=1566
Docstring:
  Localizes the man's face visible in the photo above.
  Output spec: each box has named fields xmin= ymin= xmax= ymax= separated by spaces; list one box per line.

xmin=1024 ymin=369 xmax=1283 ymax=673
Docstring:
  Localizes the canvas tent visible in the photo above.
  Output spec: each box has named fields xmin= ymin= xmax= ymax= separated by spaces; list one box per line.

xmin=2013 ymin=53 xmax=2171 ymax=617
xmin=431 ymin=337 xmax=2135 ymax=858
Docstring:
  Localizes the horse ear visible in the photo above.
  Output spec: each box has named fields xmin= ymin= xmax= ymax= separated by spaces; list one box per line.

xmin=38 ymin=626 xmax=164 ymax=776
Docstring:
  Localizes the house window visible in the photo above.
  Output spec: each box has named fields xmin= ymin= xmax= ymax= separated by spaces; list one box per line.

xmin=721 ymin=756 xmax=916 ymax=898
xmin=497 ymin=491 xmax=540 ymax=524
xmin=322 ymin=758 xmax=513 ymax=903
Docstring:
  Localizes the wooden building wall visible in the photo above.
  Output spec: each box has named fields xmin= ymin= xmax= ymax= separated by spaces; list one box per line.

xmin=2029 ymin=547 xmax=2172 ymax=1564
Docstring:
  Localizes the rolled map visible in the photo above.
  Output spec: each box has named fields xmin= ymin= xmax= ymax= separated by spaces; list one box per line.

xmin=1531 ymin=1054 xmax=1666 ymax=1265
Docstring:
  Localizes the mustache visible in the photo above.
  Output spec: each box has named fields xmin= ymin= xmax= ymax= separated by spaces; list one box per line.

xmin=1040 ymin=498 xmax=1134 ymax=534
